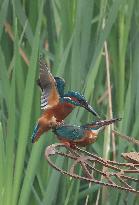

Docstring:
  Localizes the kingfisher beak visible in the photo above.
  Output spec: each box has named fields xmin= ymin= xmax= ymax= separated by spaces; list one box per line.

xmin=31 ymin=123 xmax=40 ymax=143
xmin=85 ymin=104 xmax=100 ymax=118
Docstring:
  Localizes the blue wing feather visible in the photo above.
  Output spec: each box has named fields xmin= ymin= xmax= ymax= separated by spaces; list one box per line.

xmin=53 ymin=125 xmax=85 ymax=141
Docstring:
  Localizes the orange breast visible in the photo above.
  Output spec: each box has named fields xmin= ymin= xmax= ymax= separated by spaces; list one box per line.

xmin=42 ymin=102 xmax=74 ymax=124
xmin=42 ymin=109 xmax=54 ymax=122
xmin=52 ymin=102 xmax=75 ymax=121
xmin=35 ymin=102 xmax=74 ymax=143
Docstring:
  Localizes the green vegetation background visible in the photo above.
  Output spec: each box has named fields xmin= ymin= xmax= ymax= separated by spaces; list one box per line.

xmin=0 ymin=0 xmax=139 ymax=204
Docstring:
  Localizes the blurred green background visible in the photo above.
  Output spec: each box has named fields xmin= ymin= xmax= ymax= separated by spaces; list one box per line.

xmin=1 ymin=0 xmax=139 ymax=204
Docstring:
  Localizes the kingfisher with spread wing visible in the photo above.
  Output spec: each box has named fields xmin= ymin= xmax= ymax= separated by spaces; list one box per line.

xmin=52 ymin=118 xmax=121 ymax=147
xmin=32 ymin=58 xmax=100 ymax=143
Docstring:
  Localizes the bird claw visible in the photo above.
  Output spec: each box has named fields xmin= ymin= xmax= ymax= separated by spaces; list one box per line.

xmin=61 ymin=141 xmax=76 ymax=149
xmin=57 ymin=120 xmax=64 ymax=126
xmin=48 ymin=122 xmax=57 ymax=128
xmin=49 ymin=120 xmax=64 ymax=129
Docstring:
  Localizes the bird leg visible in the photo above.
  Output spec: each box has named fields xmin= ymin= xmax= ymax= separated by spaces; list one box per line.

xmin=56 ymin=120 xmax=64 ymax=127
xmin=48 ymin=118 xmax=65 ymax=129
xmin=48 ymin=121 xmax=58 ymax=128
xmin=59 ymin=139 xmax=76 ymax=149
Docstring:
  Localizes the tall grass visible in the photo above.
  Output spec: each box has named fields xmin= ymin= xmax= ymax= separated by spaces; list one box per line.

xmin=0 ymin=0 xmax=139 ymax=204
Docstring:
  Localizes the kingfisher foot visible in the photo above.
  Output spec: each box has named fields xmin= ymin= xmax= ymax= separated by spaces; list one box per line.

xmin=69 ymin=143 xmax=76 ymax=149
xmin=48 ymin=121 xmax=58 ymax=128
xmin=55 ymin=120 xmax=64 ymax=127
xmin=62 ymin=141 xmax=71 ymax=147
xmin=60 ymin=140 xmax=76 ymax=149
xmin=49 ymin=120 xmax=64 ymax=129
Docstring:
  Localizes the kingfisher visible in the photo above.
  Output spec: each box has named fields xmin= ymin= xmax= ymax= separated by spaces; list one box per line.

xmin=32 ymin=58 xmax=100 ymax=143
xmin=52 ymin=118 xmax=121 ymax=147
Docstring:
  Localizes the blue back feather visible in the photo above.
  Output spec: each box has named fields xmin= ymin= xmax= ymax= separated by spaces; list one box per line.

xmin=53 ymin=125 xmax=85 ymax=140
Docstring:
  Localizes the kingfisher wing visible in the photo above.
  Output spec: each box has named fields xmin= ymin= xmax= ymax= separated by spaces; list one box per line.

xmin=38 ymin=59 xmax=60 ymax=110
xmin=53 ymin=125 xmax=84 ymax=141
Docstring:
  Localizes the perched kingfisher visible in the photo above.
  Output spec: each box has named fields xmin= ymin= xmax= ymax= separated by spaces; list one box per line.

xmin=32 ymin=58 xmax=100 ymax=143
xmin=52 ymin=118 xmax=121 ymax=147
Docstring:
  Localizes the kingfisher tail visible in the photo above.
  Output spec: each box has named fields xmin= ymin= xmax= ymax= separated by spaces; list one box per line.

xmin=31 ymin=123 xmax=40 ymax=143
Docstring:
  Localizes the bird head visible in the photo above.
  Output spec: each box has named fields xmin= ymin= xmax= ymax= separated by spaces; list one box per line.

xmin=61 ymin=91 xmax=100 ymax=117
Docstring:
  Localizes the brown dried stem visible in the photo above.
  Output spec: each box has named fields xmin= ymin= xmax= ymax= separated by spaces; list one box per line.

xmin=4 ymin=22 xmax=29 ymax=65
xmin=45 ymin=143 xmax=139 ymax=194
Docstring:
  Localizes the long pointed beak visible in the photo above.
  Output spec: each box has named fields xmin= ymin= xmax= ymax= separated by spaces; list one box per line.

xmin=85 ymin=104 xmax=100 ymax=118
xmin=31 ymin=123 xmax=40 ymax=143
xmin=88 ymin=117 xmax=122 ymax=127
xmin=95 ymin=117 xmax=122 ymax=127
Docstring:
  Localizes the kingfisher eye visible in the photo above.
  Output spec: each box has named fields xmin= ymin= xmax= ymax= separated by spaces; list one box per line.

xmin=77 ymin=98 xmax=83 ymax=104
xmin=79 ymin=99 xmax=87 ymax=106
xmin=79 ymin=99 xmax=86 ymax=104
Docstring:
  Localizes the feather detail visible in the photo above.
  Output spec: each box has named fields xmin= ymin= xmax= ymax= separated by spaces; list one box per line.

xmin=39 ymin=59 xmax=60 ymax=110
